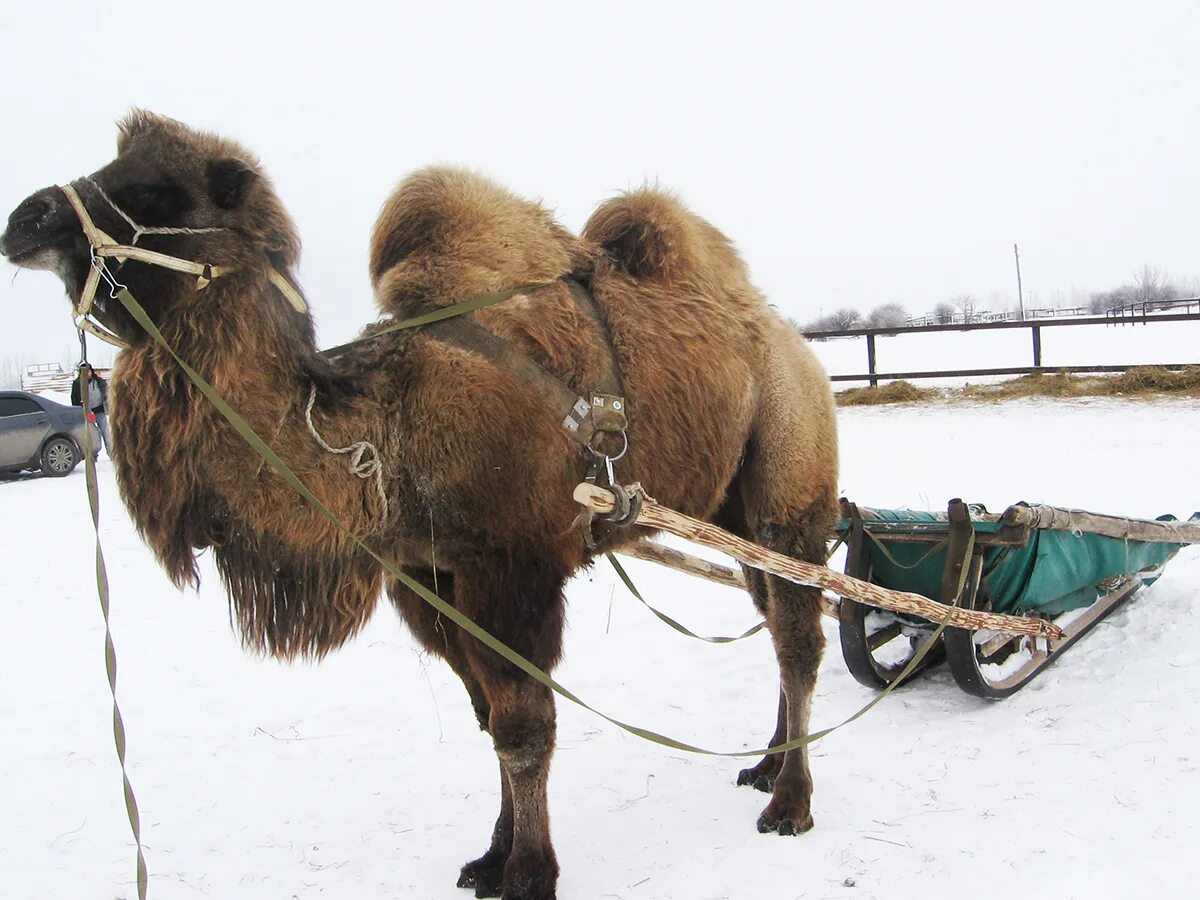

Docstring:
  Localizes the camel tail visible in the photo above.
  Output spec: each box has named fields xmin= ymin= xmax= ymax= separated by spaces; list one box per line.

xmin=583 ymin=187 xmax=749 ymax=287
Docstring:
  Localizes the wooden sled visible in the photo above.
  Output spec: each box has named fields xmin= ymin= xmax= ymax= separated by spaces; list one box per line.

xmin=836 ymin=499 xmax=1200 ymax=699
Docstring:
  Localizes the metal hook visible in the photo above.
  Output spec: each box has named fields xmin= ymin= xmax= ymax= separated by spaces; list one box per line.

xmin=90 ymin=249 xmax=126 ymax=298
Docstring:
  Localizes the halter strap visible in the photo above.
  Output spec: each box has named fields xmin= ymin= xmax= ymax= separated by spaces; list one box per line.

xmin=58 ymin=181 xmax=308 ymax=348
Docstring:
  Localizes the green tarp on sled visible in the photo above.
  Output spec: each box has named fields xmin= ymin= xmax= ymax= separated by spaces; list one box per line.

xmin=837 ymin=508 xmax=1198 ymax=616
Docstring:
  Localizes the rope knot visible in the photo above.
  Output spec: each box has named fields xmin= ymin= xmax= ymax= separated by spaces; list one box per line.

xmin=305 ymin=384 xmax=389 ymax=520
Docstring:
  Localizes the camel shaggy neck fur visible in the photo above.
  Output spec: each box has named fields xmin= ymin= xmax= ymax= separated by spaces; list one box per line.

xmin=2 ymin=111 xmax=838 ymax=900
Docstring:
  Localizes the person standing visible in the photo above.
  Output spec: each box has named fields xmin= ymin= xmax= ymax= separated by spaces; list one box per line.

xmin=71 ymin=364 xmax=111 ymax=454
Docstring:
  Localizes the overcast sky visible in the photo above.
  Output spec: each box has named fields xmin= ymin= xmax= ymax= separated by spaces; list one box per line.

xmin=2 ymin=0 xmax=1196 ymax=368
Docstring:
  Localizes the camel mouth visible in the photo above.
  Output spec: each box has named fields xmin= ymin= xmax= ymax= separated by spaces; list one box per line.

xmin=2 ymin=187 xmax=80 ymax=273
xmin=2 ymin=235 xmax=60 ymax=270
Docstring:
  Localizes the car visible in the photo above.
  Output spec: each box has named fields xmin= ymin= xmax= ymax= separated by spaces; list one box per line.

xmin=0 ymin=390 xmax=101 ymax=477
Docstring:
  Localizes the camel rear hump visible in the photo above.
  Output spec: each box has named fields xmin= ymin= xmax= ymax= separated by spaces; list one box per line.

xmin=584 ymin=187 xmax=754 ymax=292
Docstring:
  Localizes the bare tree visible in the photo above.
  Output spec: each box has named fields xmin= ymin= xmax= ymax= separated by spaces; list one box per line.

xmin=1133 ymin=264 xmax=1177 ymax=304
xmin=1090 ymin=264 xmax=1183 ymax=313
xmin=950 ymin=294 xmax=978 ymax=322
xmin=932 ymin=302 xmax=955 ymax=324
xmin=865 ymin=303 xmax=907 ymax=329
xmin=829 ymin=307 xmax=863 ymax=330
xmin=803 ymin=307 xmax=862 ymax=333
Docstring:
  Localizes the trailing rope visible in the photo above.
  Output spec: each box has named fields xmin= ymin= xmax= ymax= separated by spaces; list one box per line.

xmin=113 ymin=284 xmax=949 ymax=759
xmin=77 ymin=353 xmax=149 ymax=900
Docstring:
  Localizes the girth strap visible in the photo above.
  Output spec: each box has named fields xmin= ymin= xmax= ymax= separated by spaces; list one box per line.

xmin=424 ymin=278 xmax=626 ymax=450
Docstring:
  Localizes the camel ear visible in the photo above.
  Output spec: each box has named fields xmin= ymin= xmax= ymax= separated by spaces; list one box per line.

xmin=206 ymin=158 xmax=257 ymax=209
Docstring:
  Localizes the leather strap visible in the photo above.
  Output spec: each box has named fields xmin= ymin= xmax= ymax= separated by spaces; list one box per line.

xmin=424 ymin=278 xmax=625 ymax=449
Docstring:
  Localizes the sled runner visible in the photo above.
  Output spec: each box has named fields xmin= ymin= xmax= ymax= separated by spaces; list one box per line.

xmin=836 ymin=499 xmax=1200 ymax=698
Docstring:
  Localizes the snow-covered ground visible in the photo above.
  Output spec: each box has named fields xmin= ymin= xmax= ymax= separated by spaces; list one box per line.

xmin=2 ymin=394 xmax=1198 ymax=900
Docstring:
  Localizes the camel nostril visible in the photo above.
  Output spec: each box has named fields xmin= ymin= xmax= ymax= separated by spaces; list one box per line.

xmin=8 ymin=194 xmax=54 ymax=230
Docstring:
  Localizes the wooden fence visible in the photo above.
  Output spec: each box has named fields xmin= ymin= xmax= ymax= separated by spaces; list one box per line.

xmin=804 ymin=309 xmax=1200 ymax=386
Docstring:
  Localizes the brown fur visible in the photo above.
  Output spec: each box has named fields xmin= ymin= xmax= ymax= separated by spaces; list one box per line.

xmin=2 ymin=111 xmax=839 ymax=900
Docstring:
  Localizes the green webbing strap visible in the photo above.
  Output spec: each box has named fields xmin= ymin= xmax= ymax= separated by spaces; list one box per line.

xmin=115 ymin=285 xmax=950 ymax=759
xmin=607 ymin=537 xmax=848 ymax=645
xmin=607 ymin=553 xmax=767 ymax=643
xmin=320 ymin=282 xmax=556 ymax=358
xmin=864 ymin=529 xmax=949 ymax=570
xmin=79 ymin=361 xmax=149 ymax=900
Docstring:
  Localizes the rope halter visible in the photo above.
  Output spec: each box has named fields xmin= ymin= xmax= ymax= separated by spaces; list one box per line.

xmin=58 ymin=178 xmax=308 ymax=348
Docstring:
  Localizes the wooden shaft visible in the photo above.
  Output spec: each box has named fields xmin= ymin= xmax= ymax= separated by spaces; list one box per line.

xmin=617 ymin=541 xmax=839 ymax=619
xmin=1003 ymin=504 xmax=1200 ymax=544
xmin=619 ymin=541 xmax=746 ymax=590
xmin=578 ymin=484 xmax=1064 ymax=640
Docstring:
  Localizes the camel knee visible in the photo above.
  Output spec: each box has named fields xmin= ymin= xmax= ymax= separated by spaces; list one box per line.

xmin=491 ymin=710 xmax=556 ymax=774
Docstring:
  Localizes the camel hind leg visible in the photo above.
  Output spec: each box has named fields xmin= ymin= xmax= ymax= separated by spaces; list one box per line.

xmin=752 ymin=509 xmax=832 ymax=834
xmin=726 ymin=564 xmax=786 ymax=792
xmin=737 ymin=335 xmax=839 ymax=834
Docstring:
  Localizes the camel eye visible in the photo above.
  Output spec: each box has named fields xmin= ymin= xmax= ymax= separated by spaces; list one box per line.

xmin=112 ymin=182 xmax=193 ymax=227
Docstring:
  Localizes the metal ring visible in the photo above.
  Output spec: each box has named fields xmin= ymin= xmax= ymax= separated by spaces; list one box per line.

xmin=606 ymin=431 xmax=629 ymax=462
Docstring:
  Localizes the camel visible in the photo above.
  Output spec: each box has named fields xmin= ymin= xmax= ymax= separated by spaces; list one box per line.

xmin=1 ymin=111 xmax=839 ymax=900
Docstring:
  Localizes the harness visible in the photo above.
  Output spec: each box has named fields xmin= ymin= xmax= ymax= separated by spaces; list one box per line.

xmin=59 ymin=179 xmax=307 ymax=348
xmin=61 ymin=177 xmax=633 ymax=521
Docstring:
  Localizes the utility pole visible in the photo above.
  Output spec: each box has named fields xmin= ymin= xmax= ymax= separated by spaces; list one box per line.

xmin=1014 ymin=243 xmax=1025 ymax=321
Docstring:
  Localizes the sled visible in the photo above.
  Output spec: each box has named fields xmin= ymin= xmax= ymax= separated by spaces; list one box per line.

xmin=835 ymin=499 xmax=1200 ymax=698
xmin=592 ymin=485 xmax=1200 ymax=700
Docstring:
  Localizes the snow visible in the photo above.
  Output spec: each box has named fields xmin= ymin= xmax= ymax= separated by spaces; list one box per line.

xmin=2 ymin=396 xmax=1199 ymax=899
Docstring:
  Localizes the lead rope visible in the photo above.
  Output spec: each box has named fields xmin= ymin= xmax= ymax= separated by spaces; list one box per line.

xmin=77 ymin=335 xmax=149 ymax=900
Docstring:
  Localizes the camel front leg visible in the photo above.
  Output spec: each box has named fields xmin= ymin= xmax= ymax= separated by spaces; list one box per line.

xmin=456 ymin=558 xmax=566 ymax=900
xmin=483 ymin=680 xmax=558 ymax=900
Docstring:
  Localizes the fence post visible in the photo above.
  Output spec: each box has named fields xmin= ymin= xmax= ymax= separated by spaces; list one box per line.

xmin=867 ymin=333 xmax=878 ymax=387
xmin=1031 ymin=324 xmax=1042 ymax=368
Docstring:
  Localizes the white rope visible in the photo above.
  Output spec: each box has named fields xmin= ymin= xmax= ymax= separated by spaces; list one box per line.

xmin=304 ymin=384 xmax=389 ymax=519
xmin=85 ymin=178 xmax=225 ymax=243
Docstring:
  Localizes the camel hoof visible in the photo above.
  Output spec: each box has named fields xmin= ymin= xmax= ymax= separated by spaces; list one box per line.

xmin=499 ymin=852 xmax=558 ymax=900
xmin=459 ymin=850 xmax=506 ymax=897
xmin=756 ymin=810 xmax=814 ymax=836
xmin=737 ymin=764 xmax=778 ymax=793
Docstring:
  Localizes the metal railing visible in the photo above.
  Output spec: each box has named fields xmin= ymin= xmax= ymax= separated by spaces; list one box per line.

xmin=1104 ymin=297 xmax=1200 ymax=322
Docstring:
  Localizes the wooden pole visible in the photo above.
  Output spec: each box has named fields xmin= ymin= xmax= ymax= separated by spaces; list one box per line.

xmin=617 ymin=542 xmax=839 ymax=620
xmin=578 ymin=484 xmax=1064 ymax=640
xmin=1014 ymin=243 xmax=1025 ymax=321
xmin=1002 ymin=504 xmax=1200 ymax=544
xmin=619 ymin=541 xmax=746 ymax=590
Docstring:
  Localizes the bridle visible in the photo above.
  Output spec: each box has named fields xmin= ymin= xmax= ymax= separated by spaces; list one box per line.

xmin=58 ymin=178 xmax=307 ymax=348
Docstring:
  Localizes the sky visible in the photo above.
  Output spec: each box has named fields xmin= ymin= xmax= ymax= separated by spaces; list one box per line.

xmin=1 ymin=0 xmax=1197 ymax=368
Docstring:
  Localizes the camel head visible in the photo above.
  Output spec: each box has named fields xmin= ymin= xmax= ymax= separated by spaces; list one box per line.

xmin=1 ymin=110 xmax=303 ymax=345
